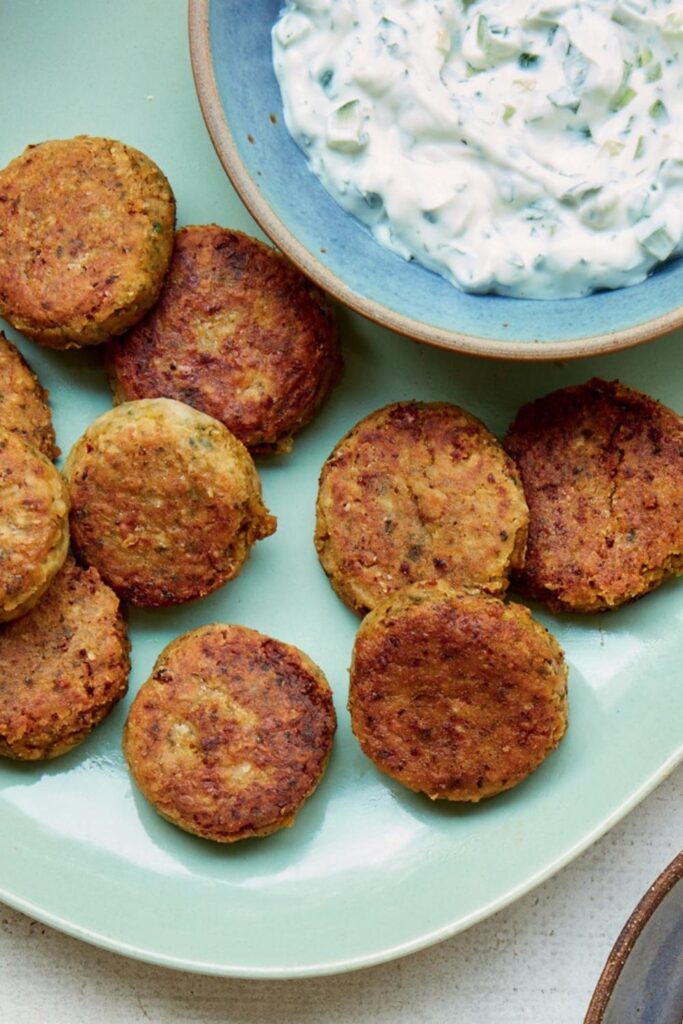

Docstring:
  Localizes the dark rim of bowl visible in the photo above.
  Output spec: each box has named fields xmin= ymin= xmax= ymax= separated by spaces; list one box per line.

xmin=188 ymin=0 xmax=683 ymax=362
xmin=584 ymin=851 xmax=683 ymax=1023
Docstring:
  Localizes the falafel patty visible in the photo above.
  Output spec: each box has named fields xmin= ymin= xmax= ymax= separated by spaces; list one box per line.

xmin=123 ymin=624 xmax=336 ymax=842
xmin=0 ymin=428 xmax=69 ymax=622
xmin=504 ymin=378 xmax=683 ymax=613
xmin=0 ymin=332 xmax=58 ymax=459
xmin=349 ymin=581 xmax=568 ymax=802
xmin=0 ymin=136 xmax=175 ymax=348
xmin=315 ymin=401 xmax=529 ymax=616
xmin=106 ymin=225 xmax=341 ymax=453
xmin=0 ymin=556 xmax=129 ymax=760
xmin=64 ymin=398 xmax=275 ymax=606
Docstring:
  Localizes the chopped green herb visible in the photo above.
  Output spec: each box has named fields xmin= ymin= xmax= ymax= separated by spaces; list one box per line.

xmin=649 ymin=99 xmax=668 ymax=122
xmin=611 ymin=85 xmax=636 ymax=111
xmin=518 ymin=52 xmax=539 ymax=68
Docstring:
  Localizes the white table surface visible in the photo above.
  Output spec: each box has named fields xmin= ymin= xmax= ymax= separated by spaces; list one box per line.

xmin=2 ymin=765 xmax=680 ymax=1023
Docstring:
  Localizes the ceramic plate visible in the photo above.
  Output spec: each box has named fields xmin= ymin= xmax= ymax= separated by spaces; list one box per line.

xmin=0 ymin=0 xmax=682 ymax=979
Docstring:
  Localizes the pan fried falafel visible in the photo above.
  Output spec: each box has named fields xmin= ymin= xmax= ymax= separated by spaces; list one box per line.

xmin=0 ymin=332 xmax=57 ymax=459
xmin=0 ymin=136 xmax=175 ymax=348
xmin=349 ymin=581 xmax=568 ymax=802
xmin=123 ymin=624 xmax=336 ymax=842
xmin=0 ymin=556 xmax=129 ymax=760
xmin=0 ymin=428 xmax=69 ymax=622
xmin=106 ymin=226 xmax=341 ymax=453
xmin=315 ymin=401 xmax=528 ymax=615
xmin=64 ymin=398 xmax=275 ymax=606
xmin=505 ymin=378 xmax=683 ymax=613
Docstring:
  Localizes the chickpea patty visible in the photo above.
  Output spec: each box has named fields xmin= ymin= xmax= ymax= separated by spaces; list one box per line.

xmin=315 ymin=401 xmax=528 ymax=615
xmin=0 ymin=136 xmax=175 ymax=348
xmin=64 ymin=398 xmax=275 ymax=607
xmin=0 ymin=556 xmax=129 ymax=760
xmin=0 ymin=331 xmax=57 ymax=459
xmin=0 ymin=428 xmax=69 ymax=622
xmin=505 ymin=378 xmax=683 ymax=613
xmin=106 ymin=225 xmax=342 ymax=453
xmin=349 ymin=582 xmax=568 ymax=802
xmin=124 ymin=624 xmax=337 ymax=842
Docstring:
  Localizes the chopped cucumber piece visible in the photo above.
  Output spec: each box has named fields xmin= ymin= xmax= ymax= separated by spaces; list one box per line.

xmin=274 ymin=11 xmax=311 ymax=47
xmin=326 ymin=100 xmax=367 ymax=153
xmin=636 ymin=224 xmax=676 ymax=260
xmin=549 ymin=86 xmax=580 ymax=112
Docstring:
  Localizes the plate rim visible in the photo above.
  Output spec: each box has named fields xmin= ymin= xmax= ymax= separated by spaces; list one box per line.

xmin=187 ymin=0 xmax=683 ymax=363
xmin=2 ymin=749 xmax=681 ymax=978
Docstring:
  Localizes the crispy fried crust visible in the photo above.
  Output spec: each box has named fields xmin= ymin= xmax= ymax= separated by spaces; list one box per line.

xmin=0 ymin=556 xmax=130 ymax=760
xmin=315 ymin=401 xmax=528 ymax=615
xmin=0 ymin=332 xmax=57 ymax=459
xmin=64 ymin=399 xmax=276 ymax=606
xmin=106 ymin=225 xmax=342 ymax=453
xmin=123 ymin=624 xmax=337 ymax=842
xmin=349 ymin=581 xmax=568 ymax=802
xmin=0 ymin=428 xmax=69 ymax=622
xmin=0 ymin=136 xmax=175 ymax=348
xmin=504 ymin=378 xmax=683 ymax=613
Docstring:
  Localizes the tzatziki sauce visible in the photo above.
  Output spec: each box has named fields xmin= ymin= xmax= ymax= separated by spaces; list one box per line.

xmin=272 ymin=0 xmax=683 ymax=299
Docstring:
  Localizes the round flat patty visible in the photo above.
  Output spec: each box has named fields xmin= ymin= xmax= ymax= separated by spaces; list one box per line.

xmin=123 ymin=624 xmax=337 ymax=842
xmin=0 ymin=332 xmax=57 ymax=459
xmin=504 ymin=378 xmax=683 ymax=613
xmin=315 ymin=401 xmax=528 ymax=615
xmin=349 ymin=582 xmax=568 ymax=802
xmin=106 ymin=225 xmax=342 ymax=453
xmin=0 ymin=428 xmax=69 ymax=622
xmin=0 ymin=556 xmax=129 ymax=760
xmin=64 ymin=398 xmax=276 ymax=607
xmin=0 ymin=136 xmax=175 ymax=348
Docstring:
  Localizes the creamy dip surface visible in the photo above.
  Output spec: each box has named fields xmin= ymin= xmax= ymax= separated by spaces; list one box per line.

xmin=272 ymin=0 xmax=683 ymax=299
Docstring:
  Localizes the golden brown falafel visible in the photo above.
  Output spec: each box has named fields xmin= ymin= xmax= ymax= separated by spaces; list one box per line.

xmin=0 ymin=332 xmax=58 ymax=459
xmin=64 ymin=398 xmax=275 ymax=607
xmin=349 ymin=581 xmax=568 ymax=802
xmin=0 ymin=136 xmax=175 ymax=348
xmin=504 ymin=378 xmax=683 ymax=613
xmin=123 ymin=624 xmax=336 ymax=842
xmin=0 ymin=428 xmax=69 ymax=622
xmin=0 ymin=556 xmax=129 ymax=760
xmin=315 ymin=401 xmax=528 ymax=616
xmin=105 ymin=225 xmax=342 ymax=453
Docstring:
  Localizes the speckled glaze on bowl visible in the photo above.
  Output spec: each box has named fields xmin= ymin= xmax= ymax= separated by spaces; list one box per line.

xmin=585 ymin=853 xmax=683 ymax=1024
xmin=189 ymin=0 xmax=683 ymax=361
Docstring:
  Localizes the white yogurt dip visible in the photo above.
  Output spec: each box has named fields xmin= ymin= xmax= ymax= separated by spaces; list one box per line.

xmin=272 ymin=0 xmax=683 ymax=299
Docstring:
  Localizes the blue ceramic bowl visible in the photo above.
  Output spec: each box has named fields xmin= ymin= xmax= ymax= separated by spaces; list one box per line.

xmin=189 ymin=0 xmax=683 ymax=360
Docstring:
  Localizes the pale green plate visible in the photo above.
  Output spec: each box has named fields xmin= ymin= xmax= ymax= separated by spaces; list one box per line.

xmin=0 ymin=0 xmax=682 ymax=979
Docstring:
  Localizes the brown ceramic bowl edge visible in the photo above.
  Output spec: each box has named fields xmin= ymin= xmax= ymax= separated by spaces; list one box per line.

xmin=584 ymin=851 xmax=683 ymax=1023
